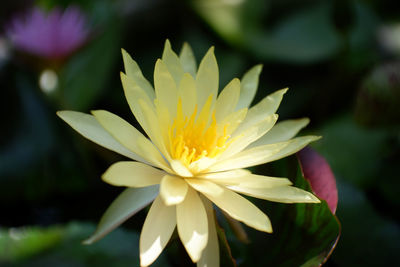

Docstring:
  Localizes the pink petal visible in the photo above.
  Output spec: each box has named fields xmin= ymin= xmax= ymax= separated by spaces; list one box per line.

xmin=297 ymin=146 xmax=338 ymax=214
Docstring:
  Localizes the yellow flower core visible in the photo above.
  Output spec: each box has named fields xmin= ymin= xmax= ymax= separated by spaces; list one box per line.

xmin=168 ymin=96 xmax=231 ymax=166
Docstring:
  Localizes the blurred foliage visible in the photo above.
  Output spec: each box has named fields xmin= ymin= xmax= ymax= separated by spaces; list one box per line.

xmin=355 ymin=62 xmax=400 ymax=126
xmin=0 ymin=222 xmax=169 ymax=266
xmin=1 ymin=0 xmax=400 ymax=266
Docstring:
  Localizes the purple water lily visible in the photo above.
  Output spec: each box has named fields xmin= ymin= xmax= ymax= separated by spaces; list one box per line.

xmin=6 ymin=6 xmax=89 ymax=60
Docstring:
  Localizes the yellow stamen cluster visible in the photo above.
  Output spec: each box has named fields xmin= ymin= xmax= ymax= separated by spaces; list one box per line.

xmin=168 ymin=98 xmax=230 ymax=167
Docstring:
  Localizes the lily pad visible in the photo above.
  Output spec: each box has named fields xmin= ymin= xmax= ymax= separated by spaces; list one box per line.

xmin=228 ymin=157 xmax=340 ymax=266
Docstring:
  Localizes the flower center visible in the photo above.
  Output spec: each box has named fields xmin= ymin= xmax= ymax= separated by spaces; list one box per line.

xmin=168 ymin=97 xmax=230 ymax=166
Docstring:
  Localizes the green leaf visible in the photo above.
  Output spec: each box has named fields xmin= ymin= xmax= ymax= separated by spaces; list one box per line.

xmin=234 ymin=157 xmax=340 ymax=266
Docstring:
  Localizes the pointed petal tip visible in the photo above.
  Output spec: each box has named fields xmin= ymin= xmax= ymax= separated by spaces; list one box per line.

xmin=81 ymin=238 xmax=93 ymax=245
xmin=121 ymin=48 xmax=132 ymax=64
xmin=252 ymin=64 xmax=263 ymax=73
xmin=232 ymin=77 xmax=241 ymax=84
xmin=303 ymin=191 xmax=321 ymax=203
xmin=204 ymin=46 xmax=215 ymax=57
xmin=90 ymin=109 xmax=104 ymax=117
xmin=101 ymin=172 xmax=117 ymax=186
xmin=140 ymin=255 xmax=153 ymax=267
xmin=259 ymin=219 xmax=273 ymax=233
xmin=56 ymin=110 xmax=65 ymax=118
xmin=155 ymin=58 xmax=163 ymax=66
xmin=312 ymin=135 xmax=323 ymax=141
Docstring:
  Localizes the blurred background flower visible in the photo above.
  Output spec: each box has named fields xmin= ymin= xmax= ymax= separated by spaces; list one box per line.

xmin=0 ymin=0 xmax=399 ymax=266
xmin=5 ymin=5 xmax=91 ymax=94
xmin=6 ymin=6 xmax=89 ymax=61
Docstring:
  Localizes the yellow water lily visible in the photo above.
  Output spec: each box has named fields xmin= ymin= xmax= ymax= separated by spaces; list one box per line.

xmin=58 ymin=40 xmax=320 ymax=266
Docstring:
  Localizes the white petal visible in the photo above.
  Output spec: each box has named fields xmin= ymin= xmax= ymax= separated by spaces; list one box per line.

xmin=57 ymin=111 xmax=144 ymax=162
xmin=102 ymin=161 xmax=165 ymax=188
xmin=177 ymin=187 xmax=208 ymax=262
xmin=186 ymin=178 xmax=224 ymax=196
xmin=121 ymin=49 xmax=155 ymax=100
xmin=227 ymin=185 xmax=320 ymax=203
xmin=234 ymin=88 xmax=287 ymax=135
xmin=198 ymin=169 xmax=250 ymax=179
xmin=91 ymin=110 xmax=171 ymax=172
xmin=217 ymin=108 xmax=247 ymax=137
xmin=249 ymin=118 xmax=310 ymax=148
xmin=154 ymin=59 xmax=179 ymax=119
xmin=171 ymin=159 xmax=193 ymax=177
xmin=197 ymin=196 xmax=219 ymax=267
xmin=160 ymin=175 xmax=189 ymax=206
xmin=234 ymin=175 xmax=292 ymax=188
xmin=140 ymin=195 xmax=176 ymax=266
xmin=189 ymin=157 xmax=217 ymax=174
xmin=236 ymin=64 xmax=263 ymax=110
xmin=162 ymin=40 xmax=185 ymax=85
xmin=154 ymin=98 xmax=172 ymax=151
xmin=215 ymin=78 xmax=240 ymax=122
xmin=218 ymin=114 xmax=278 ymax=161
xmin=201 ymin=171 xmax=292 ymax=188
xmin=121 ymin=72 xmax=155 ymax=138
xmin=139 ymin=99 xmax=172 ymax=162
xmin=208 ymin=136 xmax=321 ymax=172
xmin=83 ymin=185 xmax=159 ymax=244
xmin=196 ymin=47 xmax=218 ymax=109
xmin=202 ymin=185 xmax=272 ymax=233
xmin=178 ymin=73 xmax=197 ymax=118
xmin=179 ymin=42 xmax=197 ymax=77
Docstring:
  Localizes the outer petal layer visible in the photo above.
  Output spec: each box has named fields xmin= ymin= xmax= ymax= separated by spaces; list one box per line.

xmin=203 ymin=172 xmax=292 ymax=189
xmin=121 ymin=48 xmax=155 ymax=100
xmin=102 ymin=161 xmax=165 ymax=187
xmin=200 ymin=185 xmax=272 ymax=233
xmin=160 ymin=175 xmax=189 ymax=206
xmin=197 ymin=196 xmax=219 ymax=267
xmin=91 ymin=109 xmax=170 ymax=172
xmin=83 ymin=185 xmax=159 ymax=244
xmin=209 ymin=136 xmax=321 ymax=172
xmin=57 ymin=111 xmax=145 ymax=162
xmin=177 ymin=187 xmax=209 ymax=262
xmin=227 ymin=185 xmax=320 ymax=203
xmin=249 ymin=118 xmax=310 ymax=147
xmin=140 ymin=195 xmax=176 ymax=266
